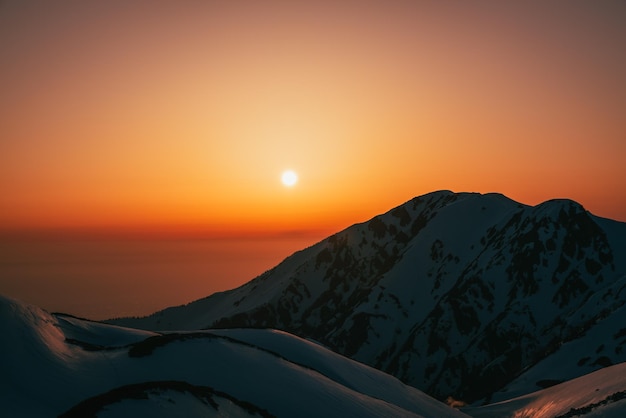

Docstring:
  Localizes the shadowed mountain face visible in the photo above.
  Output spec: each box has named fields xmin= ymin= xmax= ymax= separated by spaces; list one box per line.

xmin=111 ymin=191 xmax=626 ymax=403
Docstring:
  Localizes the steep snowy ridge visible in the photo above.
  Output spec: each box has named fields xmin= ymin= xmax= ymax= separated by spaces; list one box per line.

xmin=384 ymin=198 xmax=625 ymax=401
xmin=111 ymin=191 xmax=626 ymax=404
xmin=0 ymin=295 xmax=467 ymax=417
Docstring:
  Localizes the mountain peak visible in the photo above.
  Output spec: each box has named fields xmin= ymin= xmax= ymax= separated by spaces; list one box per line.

xmin=535 ymin=198 xmax=587 ymax=217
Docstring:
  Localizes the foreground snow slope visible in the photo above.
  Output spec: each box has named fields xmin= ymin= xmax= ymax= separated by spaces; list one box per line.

xmin=4 ymin=294 xmax=626 ymax=417
xmin=0 ymin=295 xmax=467 ymax=417
xmin=464 ymin=362 xmax=626 ymax=418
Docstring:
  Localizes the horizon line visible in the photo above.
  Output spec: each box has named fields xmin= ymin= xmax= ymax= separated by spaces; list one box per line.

xmin=0 ymin=224 xmax=337 ymax=242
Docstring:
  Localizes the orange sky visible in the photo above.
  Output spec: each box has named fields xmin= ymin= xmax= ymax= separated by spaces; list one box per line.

xmin=1 ymin=1 xmax=625 ymax=238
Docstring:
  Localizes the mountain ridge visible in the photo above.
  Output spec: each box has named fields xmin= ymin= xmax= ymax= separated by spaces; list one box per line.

xmin=109 ymin=190 xmax=626 ymax=403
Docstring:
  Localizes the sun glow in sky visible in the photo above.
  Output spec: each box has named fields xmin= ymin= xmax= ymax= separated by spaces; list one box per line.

xmin=1 ymin=1 xmax=625 ymax=239
xmin=281 ymin=170 xmax=298 ymax=188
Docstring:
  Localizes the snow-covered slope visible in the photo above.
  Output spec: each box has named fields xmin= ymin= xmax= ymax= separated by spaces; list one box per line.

xmin=0 ymin=295 xmax=467 ymax=417
xmin=0 ymin=294 xmax=157 ymax=416
xmin=110 ymin=191 xmax=626 ymax=403
xmin=464 ymin=361 xmax=626 ymax=418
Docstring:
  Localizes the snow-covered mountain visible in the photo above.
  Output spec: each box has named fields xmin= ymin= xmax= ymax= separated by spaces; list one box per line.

xmin=0 ymin=295 xmax=467 ymax=417
xmin=111 ymin=191 xmax=626 ymax=404
xmin=4 ymin=295 xmax=626 ymax=417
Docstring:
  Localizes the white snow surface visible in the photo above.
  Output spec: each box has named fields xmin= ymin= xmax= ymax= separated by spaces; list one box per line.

xmin=0 ymin=295 xmax=468 ymax=417
xmin=464 ymin=362 xmax=626 ymax=418
xmin=209 ymin=328 xmax=463 ymax=418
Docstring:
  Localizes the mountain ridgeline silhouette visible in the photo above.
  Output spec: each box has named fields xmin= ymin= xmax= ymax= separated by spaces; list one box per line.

xmin=110 ymin=191 xmax=626 ymax=403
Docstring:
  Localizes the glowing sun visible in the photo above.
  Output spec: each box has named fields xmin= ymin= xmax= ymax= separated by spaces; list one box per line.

xmin=281 ymin=170 xmax=298 ymax=187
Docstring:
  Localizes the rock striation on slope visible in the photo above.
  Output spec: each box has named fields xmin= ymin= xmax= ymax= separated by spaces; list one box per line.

xmin=111 ymin=191 xmax=626 ymax=403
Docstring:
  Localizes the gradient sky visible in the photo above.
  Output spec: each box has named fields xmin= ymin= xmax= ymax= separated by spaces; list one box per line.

xmin=2 ymin=0 xmax=625 ymax=238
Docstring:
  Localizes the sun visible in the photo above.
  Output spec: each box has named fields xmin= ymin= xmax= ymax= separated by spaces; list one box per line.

xmin=281 ymin=170 xmax=298 ymax=187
